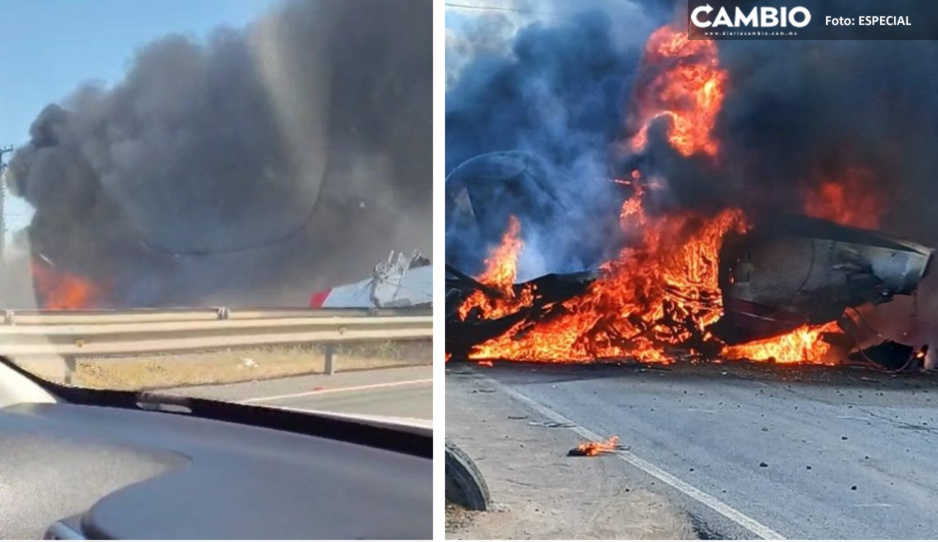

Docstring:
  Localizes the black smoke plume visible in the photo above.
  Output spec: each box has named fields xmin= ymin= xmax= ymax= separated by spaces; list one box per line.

xmin=8 ymin=0 xmax=431 ymax=308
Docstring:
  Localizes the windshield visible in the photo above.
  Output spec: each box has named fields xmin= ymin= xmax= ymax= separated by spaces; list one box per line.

xmin=0 ymin=0 xmax=432 ymax=423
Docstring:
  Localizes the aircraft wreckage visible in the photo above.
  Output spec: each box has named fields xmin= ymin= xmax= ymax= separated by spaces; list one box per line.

xmin=447 ymin=217 xmax=934 ymax=370
xmin=445 ymin=153 xmax=935 ymax=371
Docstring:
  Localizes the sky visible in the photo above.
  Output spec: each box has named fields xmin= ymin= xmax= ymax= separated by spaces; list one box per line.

xmin=0 ymin=0 xmax=282 ymax=233
xmin=444 ymin=1 xmax=527 ymax=89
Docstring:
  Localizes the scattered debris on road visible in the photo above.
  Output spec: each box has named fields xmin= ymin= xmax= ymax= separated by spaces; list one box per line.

xmin=527 ymin=421 xmax=573 ymax=429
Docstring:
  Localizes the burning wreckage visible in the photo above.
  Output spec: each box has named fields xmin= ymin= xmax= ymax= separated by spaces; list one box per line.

xmin=445 ymin=153 xmax=935 ymax=372
xmin=445 ymin=23 xmax=938 ymax=372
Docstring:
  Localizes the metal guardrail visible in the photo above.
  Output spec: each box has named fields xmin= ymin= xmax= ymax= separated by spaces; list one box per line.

xmin=0 ymin=308 xmax=432 ymax=384
xmin=1 ymin=306 xmax=431 ymax=325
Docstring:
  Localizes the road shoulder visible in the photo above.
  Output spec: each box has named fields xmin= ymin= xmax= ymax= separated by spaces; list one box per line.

xmin=446 ymin=366 xmax=697 ymax=540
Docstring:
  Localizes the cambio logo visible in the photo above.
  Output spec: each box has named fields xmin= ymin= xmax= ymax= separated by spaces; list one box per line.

xmin=691 ymin=4 xmax=811 ymax=28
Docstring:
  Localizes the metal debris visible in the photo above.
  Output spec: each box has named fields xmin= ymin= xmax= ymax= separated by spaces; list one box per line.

xmin=527 ymin=421 xmax=574 ymax=429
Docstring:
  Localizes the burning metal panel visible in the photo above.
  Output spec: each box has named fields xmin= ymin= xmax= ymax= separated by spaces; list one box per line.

xmin=712 ymin=215 xmax=934 ymax=345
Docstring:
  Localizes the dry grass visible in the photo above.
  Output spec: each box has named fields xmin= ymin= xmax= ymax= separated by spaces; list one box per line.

xmin=16 ymin=340 xmax=431 ymax=391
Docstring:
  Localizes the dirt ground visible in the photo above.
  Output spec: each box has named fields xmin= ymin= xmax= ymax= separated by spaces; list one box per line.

xmin=446 ymin=368 xmax=697 ymax=540
xmin=15 ymin=341 xmax=431 ymax=390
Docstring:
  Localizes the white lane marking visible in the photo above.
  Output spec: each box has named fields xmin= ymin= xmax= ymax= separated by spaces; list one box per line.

xmin=244 ymin=378 xmax=432 ymax=403
xmin=477 ymin=374 xmax=786 ymax=540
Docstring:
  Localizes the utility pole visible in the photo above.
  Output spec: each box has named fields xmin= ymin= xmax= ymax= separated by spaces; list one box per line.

xmin=0 ymin=146 xmax=13 ymax=264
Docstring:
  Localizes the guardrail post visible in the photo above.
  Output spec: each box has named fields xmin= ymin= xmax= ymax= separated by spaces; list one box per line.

xmin=64 ymin=356 xmax=76 ymax=385
xmin=216 ymin=307 xmax=230 ymax=320
xmin=4 ymin=310 xmax=14 ymax=325
xmin=324 ymin=345 xmax=336 ymax=376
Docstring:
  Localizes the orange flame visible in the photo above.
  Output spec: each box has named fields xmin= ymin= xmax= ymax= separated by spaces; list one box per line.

xmin=629 ymin=26 xmax=727 ymax=158
xmin=571 ymin=435 xmax=620 ymax=456
xmin=722 ymin=321 xmax=841 ymax=364
xmin=32 ymin=259 xmax=100 ymax=310
xmin=464 ymin=208 xmax=845 ymax=365
xmin=617 ymin=170 xmax=648 ymax=229
xmin=457 ymin=216 xmax=535 ymax=321
xmin=474 ymin=215 xmax=522 ymax=294
xmin=469 ymin=198 xmax=749 ymax=362
xmin=803 ymin=167 xmax=884 ymax=229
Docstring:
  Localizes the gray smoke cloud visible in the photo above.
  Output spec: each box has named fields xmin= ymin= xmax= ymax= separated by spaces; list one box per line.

xmin=8 ymin=0 xmax=431 ymax=308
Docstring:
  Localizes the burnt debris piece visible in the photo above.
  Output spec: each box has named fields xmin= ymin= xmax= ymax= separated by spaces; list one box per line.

xmin=849 ymin=340 xmax=922 ymax=372
xmin=711 ymin=215 xmax=934 ymax=345
xmin=568 ymin=435 xmax=621 ymax=457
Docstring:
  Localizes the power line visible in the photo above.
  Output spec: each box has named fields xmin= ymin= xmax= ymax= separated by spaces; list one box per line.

xmin=444 ymin=2 xmax=535 ymax=14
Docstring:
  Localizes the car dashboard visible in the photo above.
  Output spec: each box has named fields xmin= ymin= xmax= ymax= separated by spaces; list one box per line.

xmin=0 ymin=390 xmax=431 ymax=539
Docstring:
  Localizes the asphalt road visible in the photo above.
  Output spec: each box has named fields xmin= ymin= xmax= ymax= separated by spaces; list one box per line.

xmin=448 ymin=361 xmax=938 ymax=539
xmin=166 ymin=365 xmax=432 ymax=420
